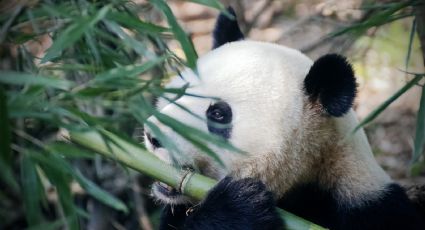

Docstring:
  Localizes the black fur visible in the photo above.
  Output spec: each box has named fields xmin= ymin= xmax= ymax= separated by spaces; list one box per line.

xmin=212 ymin=7 xmax=244 ymax=49
xmin=160 ymin=177 xmax=283 ymax=230
xmin=278 ymin=182 xmax=425 ymax=230
xmin=206 ymin=101 xmax=233 ymax=139
xmin=159 ymin=204 xmax=189 ymax=230
xmin=304 ymin=54 xmax=357 ymax=117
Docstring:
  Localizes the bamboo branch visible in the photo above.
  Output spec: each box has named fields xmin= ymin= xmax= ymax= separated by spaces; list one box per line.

xmin=69 ymin=129 xmax=327 ymax=230
xmin=415 ymin=0 xmax=425 ymax=66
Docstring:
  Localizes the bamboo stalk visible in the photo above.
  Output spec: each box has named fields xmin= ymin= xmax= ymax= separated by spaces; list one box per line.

xmin=69 ymin=129 xmax=327 ymax=230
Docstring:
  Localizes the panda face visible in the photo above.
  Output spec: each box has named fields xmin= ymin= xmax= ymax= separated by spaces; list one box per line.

xmin=146 ymin=7 xmax=360 ymax=205
xmin=145 ymin=41 xmax=314 ymax=204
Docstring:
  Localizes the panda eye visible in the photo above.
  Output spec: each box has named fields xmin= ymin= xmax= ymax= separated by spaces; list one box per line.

xmin=206 ymin=101 xmax=232 ymax=124
xmin=210 ymin=109 xmax=224 ymax=121
xmin=206 ymin=101 xmax=233 ymax=139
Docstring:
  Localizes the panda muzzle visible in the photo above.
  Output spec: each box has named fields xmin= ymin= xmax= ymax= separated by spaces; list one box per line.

xmin=154 ymin=181 xmax=181 ymax=196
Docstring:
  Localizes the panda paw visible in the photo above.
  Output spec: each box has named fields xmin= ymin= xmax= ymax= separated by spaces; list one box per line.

xmin=185 ymin=177 xmax=284 ymax=230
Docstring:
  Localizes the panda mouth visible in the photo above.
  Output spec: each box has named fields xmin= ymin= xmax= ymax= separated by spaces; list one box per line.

xmin=152 ymin=181 xmax=190 ymax=205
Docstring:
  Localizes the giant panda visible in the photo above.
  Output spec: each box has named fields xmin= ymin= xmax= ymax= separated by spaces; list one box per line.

xmin=144 ymin=7 xmax=425 ymax=230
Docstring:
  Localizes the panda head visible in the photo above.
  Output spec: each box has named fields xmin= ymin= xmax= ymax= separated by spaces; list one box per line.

xmin=145 ymin=8 xmax=356 ymax=205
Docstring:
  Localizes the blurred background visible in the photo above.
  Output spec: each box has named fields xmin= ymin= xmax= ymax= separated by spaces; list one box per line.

xmin=0 ymin=0 xmax=424 ymax=229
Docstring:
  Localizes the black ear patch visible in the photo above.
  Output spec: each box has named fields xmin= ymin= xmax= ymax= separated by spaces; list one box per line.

xmin=212 ymin=7 xmax=244 ymax=49
xmin=304 ymin=54 xmax=357 ymax=117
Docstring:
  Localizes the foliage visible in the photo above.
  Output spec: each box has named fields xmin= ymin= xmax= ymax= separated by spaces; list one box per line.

xmin=0 ymin=0 xmax=234 ymax=229
xmin=336 ymin=0 xmax=425 ymax=173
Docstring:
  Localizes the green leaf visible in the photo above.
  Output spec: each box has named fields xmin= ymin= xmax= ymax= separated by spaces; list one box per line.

xmin=150 ymin=0 xmax=198 ymax=69
xmin=94 ymin=55 xmax=168 ymax=83
xmin=84 ymin=31 xmax=101 ymax=64
xmin=353 ymin=75 xmax=423 ymax=133
xmin=0 ymin=71 xmax=73 ymax=90
xmin=332 ymin=1 xmax=413 ymax=37
xmin=31 ymin=149 xmax=128 ymax=213
xmin=410 ymin=160 xmax=425 ymax=176
xmin=0 ymin=158 xmax=20 ymax=196
xmin=107 ymin=12 xmax=169 ymax=34
xmin=41 ymin=3 xmax=74 ymax=19
xmin=411 ymin=85 xmax=425 ymax=164
xmin=102 ymin=20 xmax=153 ymax=57
xmin=41 ymin=5 xmax=110 ymax=63
xmin=73 ymin=170 xmax=129 ymax=213
xmin=21 ymin=155 xmax=44 ymax=226
xmin=144 ymin=120 xmax=183 ymax=160
xmin=51 ymin=177 xmax=79 ymax=230
xmin=27 ymin=217 xmax=69 ymax=230
xmin=0 ymin=86 xmax=19 ymax=194
xmin=0 ymin=86 xmax=12 ymax=164
xmin=47 ymin=142 xmax=95 ymax=159
xmin=153 ymin=111 xmax=226 ymax=166
xmin=405 ymin=18 xmax=416 ymax=71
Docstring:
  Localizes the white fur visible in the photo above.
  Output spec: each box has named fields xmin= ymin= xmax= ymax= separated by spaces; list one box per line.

xmin=151 ymin=184 xmax=191 ymax=205
xmin=145 ymin=40 xmax=391 ymax=206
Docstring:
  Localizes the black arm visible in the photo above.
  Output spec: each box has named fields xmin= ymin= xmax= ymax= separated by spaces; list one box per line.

xmin=159 ymin=177 xmax=283 ymax=230
xmin=159 ymin=204 xmax=189 ymax=230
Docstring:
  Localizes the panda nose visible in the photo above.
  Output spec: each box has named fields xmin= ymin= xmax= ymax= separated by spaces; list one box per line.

xmin=145 ymin=132 xmax=162 ymax=149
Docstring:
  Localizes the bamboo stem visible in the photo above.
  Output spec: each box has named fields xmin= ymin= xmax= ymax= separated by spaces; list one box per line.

xmin=69 ymin=129 xmax=327 ymax=230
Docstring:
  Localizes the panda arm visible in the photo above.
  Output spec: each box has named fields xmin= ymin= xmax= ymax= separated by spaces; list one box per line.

xmin=278 ymin=182 xmax=425 ymax=230
xmin=183 ymin=177 xmax=284 ymax=230
xmin=340 ymin=183 xmax=425 ymax=230
xmin=159 ymin=204 xmax=189 ymax=230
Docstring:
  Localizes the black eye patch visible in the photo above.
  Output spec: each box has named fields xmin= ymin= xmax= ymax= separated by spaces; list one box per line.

xmin=206 ymin=101 xmax=232 ymax=139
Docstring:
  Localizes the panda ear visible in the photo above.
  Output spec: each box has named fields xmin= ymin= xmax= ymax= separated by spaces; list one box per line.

xmin=212 ymin=6 xmax=244 ymax=49
xmin=304 ymin=54 xmax=357 ymax=117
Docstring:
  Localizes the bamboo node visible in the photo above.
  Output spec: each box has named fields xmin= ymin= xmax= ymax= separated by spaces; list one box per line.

xmin=179 ymin=169 xmax=194 ymax=194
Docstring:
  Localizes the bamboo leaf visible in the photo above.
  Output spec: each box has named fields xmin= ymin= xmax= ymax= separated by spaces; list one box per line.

xmin=47 ymin=142 xmax=95 ymax=159
xmin=405 ymin=18 xmax=416 ymax=71
xmin=84 ymin=31 xmax=101 ymax=64
xmin=73 ymin=170 xmax=129 ymax=213
xmin=129 ymin=96 xmax=183 ymax=157
xmin=411 ymin=85 xmax=425 ymax=164
xmin=0 ymin=86 xmax=19 ymax=194
xmin=102 ymin=20 xmax=153 ymax=57
xmin=30 ymin=150 xmax=128 ymax=213
xmin=27 ymin=217 xmax=69 ymax=230
xmin=153 ymin=111 xmax=226 ymax=167
xmin=94 ymin=55 xmax=168 ymax=82
xmin=154 ymin=111 xmax=241 ymax=154
xmin=21 ymin=155 xmax=44 ymax=226
xmin=0 ymin=71 xmax=73 ymax=90
xmin=0 ymin=86 xmax=12 ymax=164
xmin=41 ymin=3 xmax=74 ymax=19
xmin=107 ymin=12 xmax=169 ymax=34
xmin=353 ymin=75 xmax=423 ymax=133
xmin=150 ymin=0 xmax=198 ymax=69
xmin=41 ymin=5 xmax=110 ymax=63
xmin=47 ymin=174 xmax=79 ymax=230
xmin=332 ymin=1 xmax=413 ymax=37
xmin=0 ymin=158 xmax=20 ymax=195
